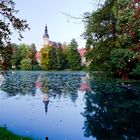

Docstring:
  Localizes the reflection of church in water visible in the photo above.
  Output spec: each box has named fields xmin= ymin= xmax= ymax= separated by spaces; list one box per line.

xmin=35 ymin=79 xmax=49 ymax=114
xmin=35 ymin=72 xmax=91 ymax=114
xmin=43 ymin=95 xmax=49 ymax=114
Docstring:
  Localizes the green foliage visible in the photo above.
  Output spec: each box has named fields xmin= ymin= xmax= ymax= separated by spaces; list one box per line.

xmin=19 ymin=44 xmax=29 ymax=60
xmin=0 ymin=44 xmax=13 ymax=70
xmin=110 ymin=48 xmax=136 ymax=78
xmin=84 ymin=0 xmax=140 ymax=79
xmin=56 ymin=47 xmax=67 ymax=70
xmin=11 ymin=44 xmax=21 ymax=69
xmin=131 ymin=64 xmax=140 ymax=77
xmin=66 ymin=39 xmax=82 ymax=70
xmin=20 ymin=58 xmax=32 ymax=70
xmin=0 ymin=0 xmax=29 ymax=71
xmin=0 ymin=0 xmax=29 ymax=47
xmin=3 ymin=43 xmax=39 ymax=70
xmin=69 ymin=39 xmax=78 ymax=49
xmin=40 ymin=46 xmax=48 ymax=70
xmin=40 ymin=45 xmax=57 ymax=70
xmin=11 ymin=43 xmax=29 ymax=69
xmin=32 ymin=64 xmax=42 ymax=70
xmin=27 ymin=43 xmax=38 ymax=66
xmin=84 ymin=0 xmax=116 ymax=72
xmin=40 ymin=39 xmax=82 ymax=71
xmin=0 ymin=127 xmax=32 ymax=140
xmin=87 ymin=40 xmax=113 ymax=72
xmin=116 ymin=0 xmax=140 ymax=45
xmin=84 ymin=0 xmax=116 ymax=45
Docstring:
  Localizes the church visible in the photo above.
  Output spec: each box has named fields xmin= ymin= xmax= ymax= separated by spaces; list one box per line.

xmin=42 ymin=24 xmax=62 ymax=48
xmin=36 ymin=25 xmax=62 ymax=63
xmin=36 ymin=25 xmax=86 ymax=65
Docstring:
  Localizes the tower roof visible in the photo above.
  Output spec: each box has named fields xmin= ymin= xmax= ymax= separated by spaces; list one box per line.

xmin=43 ymin=24 xmax=49 ymax=38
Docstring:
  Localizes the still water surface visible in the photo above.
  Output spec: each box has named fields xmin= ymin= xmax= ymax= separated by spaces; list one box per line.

xmin=0 ymin=71 xmax=94 ymax=140
xmin=0 ymin=71 xmax=140 ymax=140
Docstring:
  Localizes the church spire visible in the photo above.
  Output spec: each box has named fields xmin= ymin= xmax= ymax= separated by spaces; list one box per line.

xmin=43 ymin=24 xmax=49 ymax=38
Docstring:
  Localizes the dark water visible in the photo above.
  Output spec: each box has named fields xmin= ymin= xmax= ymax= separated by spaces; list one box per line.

xmin=0 ymin=71 xmax=140 ymax=140
xmin=83 ymin=77 xmax=140 ymax=140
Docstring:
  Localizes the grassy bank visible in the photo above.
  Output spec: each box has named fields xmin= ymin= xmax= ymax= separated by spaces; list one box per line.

xmin=0 ymin=127 xmax=32 ymax=140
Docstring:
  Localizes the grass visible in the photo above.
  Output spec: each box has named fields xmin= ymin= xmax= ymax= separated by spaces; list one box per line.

xmin=0 ymin=127 xmax=32 ymax=140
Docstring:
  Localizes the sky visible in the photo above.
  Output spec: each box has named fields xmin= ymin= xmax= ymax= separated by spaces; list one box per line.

xmin=12 ymin=0 xmax=99 ymax=50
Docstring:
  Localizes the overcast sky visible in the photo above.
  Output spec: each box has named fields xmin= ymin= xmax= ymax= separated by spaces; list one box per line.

xmin=12 ymin=0 xmax=99 ymax=50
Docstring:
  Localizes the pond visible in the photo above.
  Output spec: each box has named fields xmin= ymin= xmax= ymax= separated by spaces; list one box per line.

xmin=0 ymin=71 xmax=140 ymax=140
xmin=0 ymin=71 xmax=93 ymax=140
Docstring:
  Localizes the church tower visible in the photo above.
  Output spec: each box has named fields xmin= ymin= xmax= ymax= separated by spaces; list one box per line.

xmin=43 ymin=24 xmax=49 ymax=46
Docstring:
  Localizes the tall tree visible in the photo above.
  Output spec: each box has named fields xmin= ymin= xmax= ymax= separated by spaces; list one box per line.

xmin=109 ymin=0 xmax=140 ymax=79
xmin=27 ymin=43 xmax=38 ymax=68
xmin=66 ymin=39 xmax=81 ymax=70
xmin=56 ymin=47 xmax=67 ymax=70
xmin=11 ymin=44 xmax=21 ymax=69
xmin=84 ymin=0 xmax=116 ymax=71
xmin=0 ymin=44 xmax=13 ymax=70
xmin=19 ymin=44 xmax=28 ymax=60
xmin=40 ymin=45 xmax=57 ymax=70
xmin=84 ymin=0 xmax=140 ymax=79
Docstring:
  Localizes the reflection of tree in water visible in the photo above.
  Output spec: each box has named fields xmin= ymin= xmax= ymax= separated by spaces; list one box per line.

xmin=0 ymin=71 xmax=87 ymax=103
xmin=36 ymin=72 xmax=86 ymax=114
xmin=0 ymin=71 xmax=38 ymax=96
xmin=39 ymin=72 xmax=84 ymax=103
xmin=82 ymin=80 xmax=140 ymax=140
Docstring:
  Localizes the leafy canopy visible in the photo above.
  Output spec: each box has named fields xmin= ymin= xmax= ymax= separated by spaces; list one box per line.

xmin=0 ymin=0 xmax=29 ymax=47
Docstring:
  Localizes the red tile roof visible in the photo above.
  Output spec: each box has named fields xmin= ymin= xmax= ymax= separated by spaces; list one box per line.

xmin=78 ymin=48 xmax=86 ymax=57
xmin=36 ymin=51 xmax=41 ymax=59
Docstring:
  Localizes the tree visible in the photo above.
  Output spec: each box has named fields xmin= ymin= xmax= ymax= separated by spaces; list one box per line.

xmin=66 ymin=39 xmax=81 ymax=70
xmin=11 ymin=43 xmax=20 ymax=69
xmin=0 ymin=43 xmax=13 ymax=70
xmin=27 ymin=44 xmax=37 ymax=64
xmin=40 ymin=44 xmax=68 ymax=70
xmin=20 ymin=58 xmax=32 ymax=70
xmin=27 ymin=43 xmax=39 ymax=70
xmin=0 ymin=0 xmax=29 ymax=47
xmin=19 ymin=43 xmax=29 ymax=60
xmin=0 ymin=0 xmax=29 ymax=70
xmin=84 ymin=0 xmax=140 ymax=79
xmin=84 ymin=0 xmax=116 ymax=71
xmin=114 ymin=0 xmax=140 ymax=78
xmin=56 ymin=47 xmax=67 ymax=70
xmin=31 ymin=44 xmax=38 ymax=64
xmin=40 ymin=45 xmax=57 ymax=70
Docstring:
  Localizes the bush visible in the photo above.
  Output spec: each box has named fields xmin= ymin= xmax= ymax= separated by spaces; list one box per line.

xmin=131 ymin=64 xmax=140 ymax=77
xmin=110 ymin=48 xmax=135 ymax=79
xmin=32 ymin=64 xmax=42 ymax=70
xmin=20 ymin=58 xmax=32 ymax=70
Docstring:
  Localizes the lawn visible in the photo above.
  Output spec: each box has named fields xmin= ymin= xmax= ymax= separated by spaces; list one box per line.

xmin=0 ymin=127 xmax=32 ymax=140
